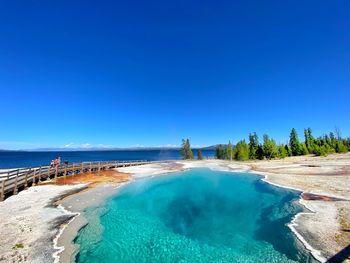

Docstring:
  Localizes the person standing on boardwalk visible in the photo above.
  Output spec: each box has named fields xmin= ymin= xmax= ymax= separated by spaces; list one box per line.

xmin=54 ymin=157 xmax=61 ymax=167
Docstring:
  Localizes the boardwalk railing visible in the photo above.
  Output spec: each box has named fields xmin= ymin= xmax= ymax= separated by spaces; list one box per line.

xmin=0 ymin=160 xmax=151 ymax=201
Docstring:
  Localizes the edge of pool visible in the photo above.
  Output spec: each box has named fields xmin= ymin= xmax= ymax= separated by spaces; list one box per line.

xmin=54 ymin=163 xmax=324 ymax=263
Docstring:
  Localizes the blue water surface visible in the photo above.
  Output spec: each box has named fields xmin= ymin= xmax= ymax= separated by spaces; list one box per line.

xmin=75 ymin=169 xmax=315 ymax=263
xmin=0 ymin=150 xmax=214 ymax=168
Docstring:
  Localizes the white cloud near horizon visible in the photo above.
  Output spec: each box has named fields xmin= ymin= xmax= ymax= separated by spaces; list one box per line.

xmin=62 ymin=143 xmax=114 ymax=149
xmin=192 ymin=144 xmax=207 ymax=148
xmin=157 ymin=144 xmax=178 ymax=148
xmin=64 ymin=142 xmax=74 ymax=148
xmin=131 ymin=144 xmax=145 ymax=148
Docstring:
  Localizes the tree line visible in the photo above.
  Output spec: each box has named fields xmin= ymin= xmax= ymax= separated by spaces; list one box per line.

xmin=180 ymin=127 xmax=350 ymax=160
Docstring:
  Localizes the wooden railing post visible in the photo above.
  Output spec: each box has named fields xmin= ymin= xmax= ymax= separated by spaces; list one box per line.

xmin=13 ymin=169 xmax=19 ymax=195
xmin=55 ymin=165 xmax=58 ymax=181
xmin=48 ymin=166 xmax=51 ymax=179
xmin=33 ymin=168 xmax=37 ymax=186
xmin=90 ymin=162 xmax=92 ymax=172
xmin=98 ymin=161 xmax=101 ymax=171
xmin=0 ymin=180 xmax=5 ymax=201
xmin=24 ymin=168 xmax=31 ymax=189
xmin=81 ymin=163 xmax=84 ymax=174
xmin=38 ymin=166 xmax=42 ymax=184
xmin=64 ymin=164 xmax=67 ymax=179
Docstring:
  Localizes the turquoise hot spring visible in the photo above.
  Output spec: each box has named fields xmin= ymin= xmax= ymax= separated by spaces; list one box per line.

xmin=74 ymin=168 xmax=316 ymax=263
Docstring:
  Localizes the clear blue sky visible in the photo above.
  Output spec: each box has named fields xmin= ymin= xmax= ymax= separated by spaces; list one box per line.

xmin=0 ymin=0 xmax=349 ymax=149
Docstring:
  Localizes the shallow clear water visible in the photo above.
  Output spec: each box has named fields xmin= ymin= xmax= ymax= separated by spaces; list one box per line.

xmin=74 ymin=169 xmax=315 ymax=263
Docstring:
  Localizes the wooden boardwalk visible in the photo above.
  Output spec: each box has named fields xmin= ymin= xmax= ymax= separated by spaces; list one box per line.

xmin=0 ymin=160 xmax=150 ymax=201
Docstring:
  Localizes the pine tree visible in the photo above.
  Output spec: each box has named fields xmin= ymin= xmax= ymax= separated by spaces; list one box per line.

xmin=306 ymin=128 xmax=315 ymax=153
xmin=314 ymin=145 xmax=328 ymax=156
xmin=345 ymin=138 xmax=350 ymax=151
xmin=325 ymin=134 xmax=332 ymax=148
xmin=304 ymin=129 xmax=310 ymax=152
xmin=186 ymin=139 xmax=193 ymax=159
xmin=234 ymin=140 xmax=249 ymax=161
xmin=180 ymin=139 xmax=187 ymax=159
xmin=226 ymin=141 xmax=233 ymax=161
xmin=284 ymin=144 xmax=292 ymax=156
xmin=329 ymin=132 xmax=337 ymax=149
xmin=300 ymin=143 xmax=309 ymax=155
xmin=278 ymin=145 xmax=287 ymax=158
xmin=335 ymin=141 xmax=348 ymax=153
xmin=289 ymin=128 xmax=301 ymax=156
xmin=256 ymin=145 xmax=265 ymax=160
xmin=180 ymin=138 xmax=193 ymax=159
xmin=215 ymin=145 xmax=226 ymax=159
xmin=248 ymin=132 xmax=259 ymax=159
xmin=262 ymin=135 xmax=278 ymax=159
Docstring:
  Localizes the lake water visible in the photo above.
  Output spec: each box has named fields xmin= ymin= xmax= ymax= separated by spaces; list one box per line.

xmin=0 ymin=150 xmax=215 ymax=168
xmin=74 ymin=169 xmax=315 ymax=263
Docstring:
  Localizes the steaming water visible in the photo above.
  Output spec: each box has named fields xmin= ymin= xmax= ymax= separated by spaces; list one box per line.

xmin=74 ymin=169 xmax=315 ymax=262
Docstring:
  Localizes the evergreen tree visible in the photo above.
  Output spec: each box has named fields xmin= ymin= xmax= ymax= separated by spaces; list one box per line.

xmin=215 ymin=145 xmax=226 ymax=159
xmin=180 ymin=139 xmax=186 ymax=159
xmin=180 ymin=139 xmax=193 ymax=159
xmin=325 ymin=134 xmax=332 ymax=148
xmin=284 ymin=144 xmax=292 ymax=156
xmin=186 ymin=139 xmax=193 ymax=159
xmin=300 ymin=143 xmax=309 ymax=155
xmin=304 ymin=129 xmax=309 ymax=148
xmin=306 ymin=128 xmax=315 ymax=153
xmin=345 ymin=138 xmax=350 ymax=151
xmin=226 ymin=141 xmax=233 ymax=161
xmin=262 ymin=135 xmax=278 ymax=159
xmin=289 ymin=128 xmax=301 ymax=156
xmin=278 ymin=144 xmax=287 ymax=158
xmin=335 ymin=141 xmax=348 ymax=153
xmin=256 ymin=145 xmax=265 ymax=160
xmin=314 ymin=145 xmax=329 ymax=156
xmin=329 ymin=132 xmax=336 ymax=147
xmin=304 ymin=128 xmax=312 ymax=153
xmin=315 ymin=136 xmax=325 ymax=147
xmin=234 ymin=140 xmax=249 ymax=161
xmin=248 ymin=132 xmax=259 ymax=159
xmin=197 ymin=149 xmax=203 ymax=160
